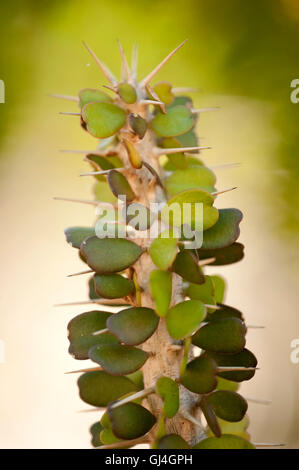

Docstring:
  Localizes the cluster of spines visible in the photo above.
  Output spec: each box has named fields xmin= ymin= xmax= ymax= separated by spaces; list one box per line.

xmin=55 ymin=40 xmax=266 ymax=450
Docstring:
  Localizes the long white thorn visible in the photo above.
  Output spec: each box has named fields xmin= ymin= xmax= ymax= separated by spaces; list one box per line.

xmin=140 ymin=39 xmax=188 ymax=87
xmin=60 ymin=149 xmax=94 ymax=154
xmin=140 ymin=99 xmax=164 ymax=106
xmin=218 ymin=366 xmax=259 ymax=372
xmin=254 ymin=443 xmax=285 ymax=448
xmin=67 ymin=269 xmax=93 ymax=277
xmin=53 ymin=196 xmax=99 ymax=206
xmin=204 ymin=304 xmax=221 ymax=310
xmin=198 ymin=257 xmax=216 ymax=266
xmin=247 ymin=325 xmax=266 ymax=329
xmin=59 ymin=112 xmax=80 ymax=116
xmin=192 ymin=107 xmax=220 ymax=113
xmin=117 ymin=40 xmax=131 ymax=82
xmin=210 ymin=162 xmax=241 ymax=170
xmin=244 ymin=397 xmax=271 ymax=405
xmin=131 ymin=43 xmax=138 ymax=82
xmin=54 ymin=298 xmax=127 ymax=307
xmin=172 ymin=87 xmax=201 ymax=93
xmin=82 ymin=41 xmax=118 ymax=86
xmin=49 ymin=93 xmax=79 ymax=102
xmin=65 ymin=366 xmax=103 ymax=374
xmin=110 ymin=386 xmax=155 ymax=409
xmin=156 ymin=146 xmax=211 ymax=155
xmin=211 ymin=187 xmax=237 ymax=197
xmin=80 ymin=168 xmax=123 ymax=177
xmin=91 ymin=328 xmax=109 ymax=336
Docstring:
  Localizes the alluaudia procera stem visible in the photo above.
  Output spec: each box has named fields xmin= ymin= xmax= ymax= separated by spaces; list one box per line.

xmin=56 ymin=40 xmax=261 ymax=449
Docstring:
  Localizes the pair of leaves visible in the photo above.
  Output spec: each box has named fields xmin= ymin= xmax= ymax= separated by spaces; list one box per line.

xmin=67 ymin=310 xmax=118 ymax=360
xmin=80 ymin=237 xmax=143 ymax=274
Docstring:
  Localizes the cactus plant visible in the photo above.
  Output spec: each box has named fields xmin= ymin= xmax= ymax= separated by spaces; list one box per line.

xmin=57 ymin=40 xmax=259 ymax=449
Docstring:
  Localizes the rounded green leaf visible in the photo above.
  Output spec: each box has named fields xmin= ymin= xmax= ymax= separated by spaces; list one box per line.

xmin=89 ymin=344 xmax=148 ymax=375
xmin=192 ymin=318 xmax=246 ymax=353
xmin=150 ymin=270 xmax=172 ymax=317
xmin=165 ymin=167 xmax=216 ymax=195
xmin=153 ymin=82 xmax=174 ymax=105
xmin=107 ymin=169 xmax=135 ymax=202
xmin=152 ymin=105 xmax=195 ymax=137
xmin=156 ymin=376 xmax=179 ymax=418
xmin=193 ymin=434 xmax=255 ymax=449
xmin=93 ymin=273 xmax=134 ymax=299
xmin=129 ymin=113 xmax=147 ymax=139
xmin=80 ymin=236 xmax=143 ymax=274
xmin=210 ymin=275 xmax=226 ymax=303
xmin=108 ymin=403 xmax=156 ymax=440
xmin=161 ymin=189 xmax=219 ymax=231
xmin=78 ymin=371 xmax=137 ymax=407
xmin=107 ymin=307 xmax=159 ymax=345
xmin=64 ymin=226 xmax=95 ymax=249
xmin=205 ymin=349 xmax=258 ymax=382
xmin=166 ymin=300 xmax=207 ymax=340
xmin=79 ymin=88 xmax=112 ymax=108
xmin=186 ymin=276 xmax=216 ymax=309
xmin=149 ymin=235 xmax=178 ymax=270
xmin=118 ymin=83 xmax=137 ymax=104
xmin=177 ymin=129 xmax=198 ymax=149
xmin=157 ymin=434 xmax=189 ymax=449
xmin=201 ymin=209 xmax=243 ymax=250
xmin=208 ymin=391 xmax=248 ymax=422
xmin=82 ymin=102 xmax=126 ymax=138
xmin=172 ymin=251 xmax=204 ymax=284
xmin=67 ymin=311 xmax=118 ymax=360
xmin=90 ymin=421 xmax=104 ymax=447
xmin=216 ymin=377 xmax=239 ymax=392
xmin=181 ymin=356 xmax=217 ymax=394
xmin=197 ymin=243 xmax=245 ymax=266
xmin=206 ymin=303 xmax=243 ymax=322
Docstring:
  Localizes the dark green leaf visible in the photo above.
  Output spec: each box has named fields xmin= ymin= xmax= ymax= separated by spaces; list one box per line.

xmin=88 ymin=276 xmax=100 ymax=300
xmin=207 ymin=391 xmax=248 ymax=422
xmin=205 ymin=349 xmax=258 ymax=382
xmin=64 ymin=226 xmax=95 ymax=249
xmin=201 ymin=209 xmax=243 ymax=250
xmin=181 ymin=355 xmax=217 ymax=394
xmin=157 ymin=434 xmax=189 ymax=449
xmin=82 ymin=102 xmax=126 ymax=138
xmin=78 ymin=371 xmax=137 ymax=407
xmin=172 ymin=251 xmax=204 ymax=284
xmin=108 ymin=403 xmax=156 ymax=440
xmin=197 ymin=243 xmax=245 ymax=266
xmin=80 ymin=236 xmax=143 ymax=274
xmin=107 ymin=169 xmax=135 ymax=202
xmin=199 ymin=395 xmax=221 ymax=438
xmin=67 ymin=311 xmax=118 ymax=360
xmin=89 ymin=344 xmax=148 ymax=375
xmin=166 ymin=300 xmax=207 ymax=340
xmin=93 ymin=273 xmax=134 ymax=299
xmin=129 ymin=113 xmax=147 ymax=139
xmin=90 ymin=421 xmax=104 ymax=447
xmin=107 ymin=307 xmax=159 ymax=345
xmin=206 ymin=303 xmax=243 ymax=322
xmin=192 ymin=318 xmax=246 ymax=353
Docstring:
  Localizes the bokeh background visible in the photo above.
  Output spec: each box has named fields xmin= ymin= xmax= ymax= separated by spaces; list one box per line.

xmin=0 ymin=0 xmax=298 ymax=448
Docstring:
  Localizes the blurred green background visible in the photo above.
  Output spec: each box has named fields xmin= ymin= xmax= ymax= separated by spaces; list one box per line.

xmin=0 ymin=0 xmax=298 ymax=448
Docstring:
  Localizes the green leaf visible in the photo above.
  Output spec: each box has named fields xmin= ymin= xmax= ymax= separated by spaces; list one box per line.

xmin=172 ymin=251 xmax=204 ymax=284
xmin=78 ymin=371 xmax=137 ymax=407
xmin=192 ymin=318 xmax=246 ymax=353
xmin=181 ymin=356 xmax=217 ymax=394
xmin=185 ymin=276 xmax=216 ymax=311
xmin=159 ymin=137 xmax=187 ymax=169
xmin=167 ymin=95 xmax=193 ymax=108
xmin=201 ymin=209 xmax=243 ymax=250
xmin=161 ymin=189 xmax=219 ymax=231
xmin=216 ymin=377 xmax=239 ymax=392
xmin=166 ymin=300 xmax=207 ymax=340
xmin=210 ymin=275 xmax=226 ymax=303
xmin=177 ymin=129 xmax=198 ymax=149
xmin=199 ymin=395 xmax=221 ymax=438
xmin=82 ymin=102 xmax=126 ymax=138
xmin=93 ymin=273 xmax=134 ymax=299
xmin=90 ymin=421 xmax=104 ymax=447
xmin=165 ymin=167 xmax=216 ymax=195
xmin=118 ymin=83 xmax=137 ymax=104
xmin=108 ymin=403 xmax=156 ymax=440
xmin=67 ymin=311 xmax=118 ymax=360
xmin=153 ymin=82 xmax=174 ymax=105
xmin=197 ymin=243 xmax=244 ymax=266
xmin=64 ymin=227 xmax=95 ymax=249
xmin=88 ymin=276 xmax=99 ymax=299
xmin=107 ymin=307 xmax=159 ymax=345
xmin=107 ymin=169 xmax=135 ymax=202
xmin=80 ymin=236 xmax=143 ymax=273
xmin=193 ymin=434 xmax=255 ymax=449
xmin=89 ymin=344 xmax=148 ymax=375
xmin=205 ymin=349 xmax=258 ymax=382
xmin=207 ymin=391 xmax=248 ymax=422
xmin=206 ymin=303 xmax=243 ymax=322
xmin=151 ymin=105 xmax=195 ymax=137
xmin=156 ymin=376 xmax=179 ymax=418
xmin=129 ymin=113 xmax=147 ymax=139
xmin=157 ymin=434 xmax=189 ymax=449
xmin=207 ymin=416 xmax=250 ymax=440
xmin=79 ymin=88 xmax=112 ymax=108
xmin=126 ymin=370 xmax=144 ymax=390
xmin=123 ymin=139 xmax=143 ymax=169
xmin=150 ymin=270 xmax=172 ymax=317
xmin=100 ymin=427 xmax=123 ymax=445
xmin=149 ymin=234 xmax=178 ymax=270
